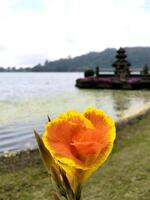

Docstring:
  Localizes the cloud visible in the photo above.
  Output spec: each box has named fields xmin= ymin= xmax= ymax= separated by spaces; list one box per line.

xmin=143 ymin=0 xmax=150 ymax=12
xmin=16 ymin=53 xmax=48 ymax=66
xmin=0 ymin=45 xmax=9 ymax=52
xmin=11 ymin=0 xmax=45 ymax=13
xmin=0 ymin=0 xmax=150 ymax=67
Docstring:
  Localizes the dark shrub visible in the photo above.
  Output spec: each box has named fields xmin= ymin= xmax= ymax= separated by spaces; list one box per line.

xmin=141 ymin=64 xmax=149 ymax=75
xmin=84 ymin=69 xmax=95 ymax=77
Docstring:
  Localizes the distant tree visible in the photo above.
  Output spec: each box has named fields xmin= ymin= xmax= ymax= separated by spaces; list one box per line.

xmin=12 ymin=67 xmax=16 ymax=71
xmin=32 ymin=63 xmax=43 ymax=72
xmin=0 ymin=67 xmax=5 ymax=72
xmin=84 ymin=69 xmax=95 ymax=77
xmin=141 ymin=64 xmax=149 ymax=75
xmin=95 ymin=66 xmax=100 ymax=77
xmin=44 ymin=60 xmax=49 ymax=66
xmin=7 ymin=67 xmax=10 ymax=71
xmin=25 ymin=67 xmax=32 ymax=72
xmin=18 ymin=67 xmax=25 ymax=72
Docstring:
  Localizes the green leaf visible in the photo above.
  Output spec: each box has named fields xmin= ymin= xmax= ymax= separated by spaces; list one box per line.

xmin=47 ymin=115 xmax=51 ymax=122
xmin=53 ymin=193 xmax=61 ymax=200
xmin=51 ymin=166 xmax=64 ymax=189
xmin=34 ymin=130 xmax=53 ymax=172
xmin=75 ymin=184 xmax=82 ymax=200
xmin=60 ymin=168 xmax=74 ymax=199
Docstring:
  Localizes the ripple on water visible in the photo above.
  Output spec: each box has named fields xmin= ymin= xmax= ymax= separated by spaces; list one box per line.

xmin=0 ymin=72 xmax=150 ymax=152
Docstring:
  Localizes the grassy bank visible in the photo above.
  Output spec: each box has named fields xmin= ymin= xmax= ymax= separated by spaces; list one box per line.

xmin=0 ymin=113 xmax=150 ymax=200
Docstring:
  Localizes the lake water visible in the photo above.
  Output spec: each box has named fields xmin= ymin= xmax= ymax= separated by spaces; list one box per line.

xmin=0 ymin=72 xmax=150 ymax=153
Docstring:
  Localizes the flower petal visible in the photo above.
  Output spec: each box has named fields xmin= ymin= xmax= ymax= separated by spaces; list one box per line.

xmin=83 ymin=107 xmax=116 ymax=141
xmin=80 ymin=142 xmax=114 ymax=184
xmin=80 ymin=107 xmax=116 ymax=183
xmin=42 ymin=107 xmax=116 ymax=187
xmin=71 ymin=128 xmax=108 ymax=166
xmin=42 ymin=110 xmax=94 ymax=169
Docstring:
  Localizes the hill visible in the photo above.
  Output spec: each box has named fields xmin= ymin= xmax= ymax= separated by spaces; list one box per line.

xmin=1 ymin=47 xmax=150 ymax=72
xmin=32 ymin=47 xmax=150 ymax=72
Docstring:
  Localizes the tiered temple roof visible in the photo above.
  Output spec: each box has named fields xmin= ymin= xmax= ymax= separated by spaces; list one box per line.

xmin=112 ymin=47 xmax=130 ymax=79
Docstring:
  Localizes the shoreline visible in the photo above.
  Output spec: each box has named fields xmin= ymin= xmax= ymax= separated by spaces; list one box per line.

xmin=0 ymin=103 xmax=150 ymax=160
xmin=0 ymin=104 xmax=150 ymax=169
xmin=116 ymin=102 xmax=150 ymax=128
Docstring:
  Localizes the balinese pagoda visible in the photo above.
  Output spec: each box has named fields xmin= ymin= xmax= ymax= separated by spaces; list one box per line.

xmin=112 ymin=47 xmax=130 ymax=81
xmin=75 ymin=47 xmax=150 ymax=89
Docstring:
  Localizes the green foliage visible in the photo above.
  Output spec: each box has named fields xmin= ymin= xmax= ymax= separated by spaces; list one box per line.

xmin=141 ymin=64 xmax=149 ymax=75
xmin=84 ymin=69 xmax=95 ymax=77
xmin=0 ymin=67 xmax=5 ymax=72
xmin=95 ymin=66 xmax=99 ymax=77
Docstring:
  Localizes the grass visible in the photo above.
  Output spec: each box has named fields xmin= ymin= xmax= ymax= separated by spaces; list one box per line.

xmin=0 ymin=113 xmax=150 ymax=200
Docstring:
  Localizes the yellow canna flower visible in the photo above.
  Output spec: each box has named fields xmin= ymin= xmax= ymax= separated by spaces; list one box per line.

xmin=41 ymin=107 xmax=116 ymax=191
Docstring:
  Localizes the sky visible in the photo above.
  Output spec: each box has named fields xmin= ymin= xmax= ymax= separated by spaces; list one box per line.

xmin=0 ymin=0 xmax=150 ymax=68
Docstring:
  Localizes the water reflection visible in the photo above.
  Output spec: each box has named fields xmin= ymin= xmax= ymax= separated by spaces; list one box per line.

xmin=111 ymin=90 xmax=150 ymax=119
